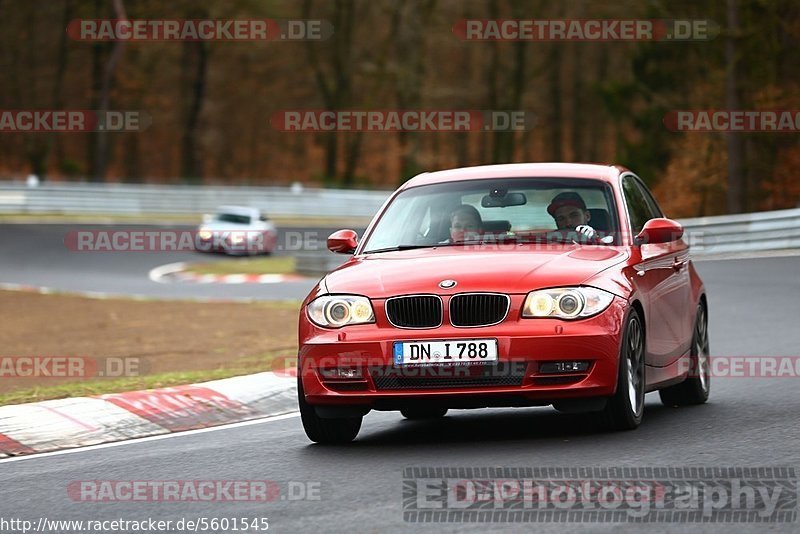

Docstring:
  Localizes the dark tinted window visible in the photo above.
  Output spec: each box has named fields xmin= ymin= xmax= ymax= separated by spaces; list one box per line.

xmin=622 ymin=176 xmax=654 ymax=234
xmin=635 ymin=178 xmax=664 ymax=218
xmin=215 ymin=213 xmax=251 ymax=224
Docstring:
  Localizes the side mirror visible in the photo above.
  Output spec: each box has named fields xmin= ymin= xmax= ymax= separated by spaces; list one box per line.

xmin=635 ymin=218 xmax=684 ymax=245
xmin=327 ymin=229 xmax=358 ymax=254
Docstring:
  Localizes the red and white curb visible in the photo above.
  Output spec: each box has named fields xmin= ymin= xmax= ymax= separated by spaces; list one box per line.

xmin=175 ymin=272 xmax=307 ymax=284
xmin=148 ymin=262 xmax=307 ymax=284
xmin=0 ymin=370 xmax=297 ymax=457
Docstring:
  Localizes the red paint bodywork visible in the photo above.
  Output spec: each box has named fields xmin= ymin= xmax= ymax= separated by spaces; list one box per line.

xmin=298 ymin=163 xmax=706 ymax=410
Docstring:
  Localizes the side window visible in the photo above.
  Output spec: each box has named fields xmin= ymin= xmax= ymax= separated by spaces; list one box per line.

xmin=622 ymin=176 xmax=654 ymax=234
xmin=635 ymin=178 xmax=664 ymax=219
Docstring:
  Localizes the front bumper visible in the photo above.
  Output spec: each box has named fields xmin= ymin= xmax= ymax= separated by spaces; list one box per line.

xmin=299 ymin=296 xmax=628 ymax=408
xmin=196 ymin=231 xmax=276 ymax=254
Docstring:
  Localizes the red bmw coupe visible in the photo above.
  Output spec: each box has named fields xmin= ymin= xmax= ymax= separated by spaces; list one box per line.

xmin=297 ymin=163 xmax=709 ymax=443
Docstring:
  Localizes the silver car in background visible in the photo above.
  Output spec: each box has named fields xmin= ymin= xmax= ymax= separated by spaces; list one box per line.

xmin=196 ymin=206 xmax=278 ymax=255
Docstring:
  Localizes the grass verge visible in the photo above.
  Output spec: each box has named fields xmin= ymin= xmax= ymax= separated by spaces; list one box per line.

xmin=184 ymin=256 xmax=296 ymax=275
xmin=0 ymin=290 xmax=300 ymax=405
xmin=0 ymin=349 xmax=294 ymax=406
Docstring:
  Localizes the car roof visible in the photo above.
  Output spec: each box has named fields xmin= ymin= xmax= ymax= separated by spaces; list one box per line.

xmin=400 ymin=163 xmax=629 ymax=190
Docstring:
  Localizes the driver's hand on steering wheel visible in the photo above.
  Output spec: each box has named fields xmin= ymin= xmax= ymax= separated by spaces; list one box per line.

xmin=576 ymin=224 xmax=596 ymax=240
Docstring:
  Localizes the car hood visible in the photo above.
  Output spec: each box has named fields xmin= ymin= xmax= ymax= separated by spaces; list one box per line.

xmin=323 ymin=245 xmax=628 ymax=298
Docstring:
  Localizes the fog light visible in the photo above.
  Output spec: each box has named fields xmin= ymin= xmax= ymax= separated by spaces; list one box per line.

xmin=318 ymin=367 xmax=362 ymax=380
xmin=539 ymin=361 xmax=590 ymax=374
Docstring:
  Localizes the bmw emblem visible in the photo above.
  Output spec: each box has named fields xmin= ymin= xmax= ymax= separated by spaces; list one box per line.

xmin=439 ymin=279 xmax=457 ymax=289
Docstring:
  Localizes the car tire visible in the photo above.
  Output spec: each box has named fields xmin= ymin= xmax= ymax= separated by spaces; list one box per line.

xmin=659 ymin=303 xmax=710 ymax=407
xmin=602 ymin=308 xmax=645 ymax=431
xmin=400 ymin=407 xmax=448 ymax=420
xmin=297 ymin=377 xmax=362 ymax=444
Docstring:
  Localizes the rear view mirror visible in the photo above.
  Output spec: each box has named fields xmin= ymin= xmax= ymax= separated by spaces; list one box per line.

xmin=481 ymin=192 xmax=527 ymax=208
xmin=635 ymin=218 xmax=684 ymax=245
xmin=327 ymin=229 xmax=358 ymax=254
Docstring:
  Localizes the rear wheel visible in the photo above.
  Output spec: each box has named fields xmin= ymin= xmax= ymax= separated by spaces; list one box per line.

xmin=602 ymin=308 xmax=645 ymax=431
xmin=298 ymin=377 xmax=362 ymax=443
xmin=400 ymin=407 xmax=448 ymax=420
xmin=659 ymin=303 xmax=710 ymax=406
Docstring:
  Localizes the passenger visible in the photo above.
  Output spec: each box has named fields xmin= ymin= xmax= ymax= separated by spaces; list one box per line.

xmin=448 ymin=204 xmax=483 ymax=242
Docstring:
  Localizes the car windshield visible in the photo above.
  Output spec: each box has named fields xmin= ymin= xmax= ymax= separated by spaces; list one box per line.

xmin=214 ymin=213 xmax=251 ymax=224
xmin=361 ymin=178 xmax=619 ymax=253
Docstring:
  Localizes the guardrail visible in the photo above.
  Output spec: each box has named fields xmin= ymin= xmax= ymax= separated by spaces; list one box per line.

xmin=1 ymin=181 xmax=797 ymax=274
xmin=680 ymin=207 xmax=800 ymax=255
xmin=0 ymin=181 xmax=391 ymax=219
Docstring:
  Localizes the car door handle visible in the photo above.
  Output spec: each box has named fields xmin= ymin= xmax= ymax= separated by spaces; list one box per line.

xmin=672 ymin=258 xmax=686 ymax=271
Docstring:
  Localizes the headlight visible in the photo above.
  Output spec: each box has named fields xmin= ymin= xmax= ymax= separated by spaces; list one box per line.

xmin=307 ymin=295 xmax=375 ymax=328
xmin=522 ymin=287 xmax=614 ymax=320
xmin=198 ymin=229 xmax=212 ymax=240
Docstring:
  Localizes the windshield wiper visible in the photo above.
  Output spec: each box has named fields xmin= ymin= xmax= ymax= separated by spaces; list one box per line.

xmin=363 ymin=244 xmax=440 ymax=254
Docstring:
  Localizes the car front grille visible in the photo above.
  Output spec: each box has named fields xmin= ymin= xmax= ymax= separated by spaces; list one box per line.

xmin=449 ymin=293 xmax=510 ymax=327
xmin=371 ymin=363 xmax=526 ymax=390
xmin=385 ymin=295 xmax=442 ymax=328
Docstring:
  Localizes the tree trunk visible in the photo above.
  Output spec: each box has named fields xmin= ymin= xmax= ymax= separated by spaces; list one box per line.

xmin=724 ymin=0 xmax=745 ymax=213
xmin=90 ymin=0 xmax=126 ymax=182
xmin=180 ymin=40 xmax=209 ymax=184
xmin=548 ymin=44 xmax=563 ymax=161
xmin=38 ymin=0 xmax=73 ymax=182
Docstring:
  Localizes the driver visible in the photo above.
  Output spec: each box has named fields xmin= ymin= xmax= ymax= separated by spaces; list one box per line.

xmin=448 ymin=204 xmax=483 ymax=242
xmin=547 ymin=191 xmax=599 ymax=241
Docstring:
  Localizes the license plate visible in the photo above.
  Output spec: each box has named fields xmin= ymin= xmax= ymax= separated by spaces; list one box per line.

xmin=393 ymin=339 xmax=498 ymax=366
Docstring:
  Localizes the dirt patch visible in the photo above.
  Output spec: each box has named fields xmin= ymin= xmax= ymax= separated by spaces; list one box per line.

xmin=0 ymin=290 xmax=300 ymax=399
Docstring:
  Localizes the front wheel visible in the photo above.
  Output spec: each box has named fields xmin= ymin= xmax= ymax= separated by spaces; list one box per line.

xmin=602 ymin=308 xmax=645 ymax=431
xmin=298 ymin=377 xmax=362 ymax=443
xmin=659 ymin=303 xmax=710 ymax=406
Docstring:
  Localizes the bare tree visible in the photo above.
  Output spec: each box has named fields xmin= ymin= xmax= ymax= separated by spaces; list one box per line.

xmin=180 ymin=39 xmax=209 ymax=183
xmin=88 ymin=0 xmax=126 ymax=182
xmin=724 ymin=0 xmax=745 ymax=213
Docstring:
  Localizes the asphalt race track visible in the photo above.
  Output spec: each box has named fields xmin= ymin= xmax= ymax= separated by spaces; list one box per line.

xmin=0 ymin=223 xmax=358 ymax=301
xmin=2 ymin=231 xmax=800 ymax=532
